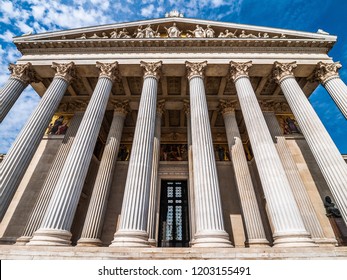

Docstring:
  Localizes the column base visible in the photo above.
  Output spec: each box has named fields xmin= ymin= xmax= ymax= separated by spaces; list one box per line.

xmin=246 ymin=238 xmax=270 ymax=247
xmin=273 ymin=232 xmax=317 ymax=247
xmin=313 ymin=237 xmax=338 ymax=247
xmin=15 ymin=236 xmax=32 ymax=246
xmin=192 ymin=230 xmax=233 ymax=248
xmin=27 ymin=229 xmax=72 ymax=246
xmin=148 ymin=238 xmax=157 ymax=247
xmin=110 ymin=230 xmax=150 ymax=247
xmin=76 ymin=238 xmax=103 ymax=247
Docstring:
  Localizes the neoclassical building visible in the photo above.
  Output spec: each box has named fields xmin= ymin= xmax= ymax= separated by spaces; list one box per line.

xmin=1 ymin=11 xmax=347 ymax=259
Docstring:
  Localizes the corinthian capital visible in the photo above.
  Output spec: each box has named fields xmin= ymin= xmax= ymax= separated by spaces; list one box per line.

xmin=140 ymin=61 xmax=162 ymax=80
xmin=9 ymin=62 xmax=39 ymax=84
xmin=273 ymin=61 xmax=297 ymax=83
xmin=52 ymin=62 xmax=76 ymax=83
xmin=219 ymin=99 xmax=237 ymax=115
xmin=96 ymin=61 xmax=119 ymax=82
xmin=185 ymin=61 xmax=207 ymax=80
xmin=229 ymin=61 xmax=252 ymax=82
xmin=314 ymin=61 xmax=342 ymax=84
xmin=113 ymin=100 xmax=129 ymax=117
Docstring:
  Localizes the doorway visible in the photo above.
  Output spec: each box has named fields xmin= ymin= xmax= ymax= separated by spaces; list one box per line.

xmin=158 ymin=180 xmax=190 ymax=247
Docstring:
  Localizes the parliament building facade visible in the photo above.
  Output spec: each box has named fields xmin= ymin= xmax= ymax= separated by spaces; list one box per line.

xmin=1 ymin=11 xmax=347 ymax=259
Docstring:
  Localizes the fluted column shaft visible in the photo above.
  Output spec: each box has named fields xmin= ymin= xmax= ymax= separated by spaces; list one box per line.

xmin=0 ymin=62 xmax=75 ymax=222
xmin=15 ymin=112 xmax=84 ymax=245
xmin=147 ymin=103 xmax=164 ymax=245
xmin=275 ymin=136 xmax=337 ymax=245
xmin=0 ymin=63 xmax=36 ymax=123
xmin=28 ymin=62 xmax=118 ymax=246
xmin=77 ymin=106 xmax=127 ymax=246
xmin=111 ymin=61 xmax=162 ymax=247
xmin=274 ymin=61 xmax=347 ymax=225
xmin=222 ymin=107 xmax=269 ymax=247
xmin=185 ymin=104 xmax=196 ymax=243
xmin=186 ymin=61 xmax=231 ymax=247
xmin=230 ymin=61 xmax=314 ymax=247
xmin=315 ymin=62 xmax=347 ymax=119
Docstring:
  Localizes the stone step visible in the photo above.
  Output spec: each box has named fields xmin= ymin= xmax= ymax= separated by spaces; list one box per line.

xmin=1 ymin=245 xmax=347 ymax=260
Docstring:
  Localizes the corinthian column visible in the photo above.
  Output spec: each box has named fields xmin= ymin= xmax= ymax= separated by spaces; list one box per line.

xmin=186 ymin=61 xmax=232 ymax=247
xmin=77 ymin=101 xmax=128 ymax=246
xmin=28 ymin=62 xmax=119 ymax=246
xmin=220 ymin=100 xmax=269 ymax=247
xmin=111 ymin=61 xmax=162 ymax=247
xmin=273 ymin=61 xmax=347 ymax=226
xmin=315 ymin=61 xmax=347 ymax=119
xmin=0 ymin=63 xmax=38 ymax=123
xmin=230 ymin=61 xmax=314 ymax=247
xmin=16 ymin=110 xmax=85 ymax=245
xmin=0 ymin=62 xmax=75 ymax=222
xmin=147 ymin=100 xmax=165 ymax=246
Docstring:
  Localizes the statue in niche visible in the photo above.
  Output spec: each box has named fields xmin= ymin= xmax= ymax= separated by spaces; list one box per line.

xmin=205 ymin=25 xmax=215 ymax=38
xmin=165 ymin=23 xmax=181 ymax=38
xmin=110 ymin=29 xmax=118 ymax=38
xmin=324 ymin=196 xmax=342 ymax=218
xmin=188 ymin=25 xmax=205 ymax=37
xmin=239 ymin=30 xmax=257 ymax=38
xmin=117 ymin=28 xmax=131 ymax=38
xmin=118 ymin=144 xmax=130 ymax=161
xmin=219 ymin=29 xmax=237 ymax=38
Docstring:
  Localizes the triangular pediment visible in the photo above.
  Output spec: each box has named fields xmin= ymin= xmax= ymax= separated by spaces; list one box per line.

xmin=13 ymin=16 xmax=336 ymax=42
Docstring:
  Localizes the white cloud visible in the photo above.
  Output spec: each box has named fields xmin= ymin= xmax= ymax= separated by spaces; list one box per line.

xmin=0 ymin=30 xmax=15 ymax=42
xmin=141 ymin=4 xmax=155 ymax=17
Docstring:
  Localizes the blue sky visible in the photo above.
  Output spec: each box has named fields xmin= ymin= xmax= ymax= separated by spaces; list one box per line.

xmin=0 ymin=0 xmax=346 ymax=154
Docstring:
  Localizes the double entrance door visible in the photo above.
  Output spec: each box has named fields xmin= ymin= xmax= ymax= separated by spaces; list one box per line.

xmin=158 ymin=180 xmax=190 ymax=247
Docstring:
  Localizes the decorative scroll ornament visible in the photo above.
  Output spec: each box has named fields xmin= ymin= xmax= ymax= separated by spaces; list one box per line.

xmin=229 ymin=61 xmax=252 ymax=82
xmin=272 ymin=61 xmax=297 ymax=83
xmin=314 ymin=61 xmax=342 ymax=84
xmin=9 ymin=62 xmax=39 ymax=84
xmin=140 ymin=61 xmax=162 ymax=80
xmin=183 ymin=99 xmax=190 ymax=115
xmin=185 ymin=61 xmax=207 ymax=80
xmin=96 ymin=61 xmax=119 ymax=82
xmin=219 ymin=99 xmax=238 ymax=115
xmin=113 ymin=100 xmax=129 ymax=116
xmin=52 ymin=62 xmax=76 ymax=83
xmin=157 ymin=99 xmax=166 ymax=117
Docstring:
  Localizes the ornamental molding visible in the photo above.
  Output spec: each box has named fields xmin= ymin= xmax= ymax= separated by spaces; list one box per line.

xmin=57 ymin=99 xmax=89 ymax=113
xmin=183 ymin=100 xmax=190 ymax=115
xmin=52 ymin=62 xmax=76 ymax=83
xmin=258 ymin=100 xmax=291 ymax=113
xmin=8 ymin=62 xmax=39 ymax=84
xmin=96 ymin=61 xmax=119 ymax=82
xmin=219 ymin=99 xmax=238 ymax=115
xmin=140 ymin=61 xmax=162 ymax=80
xmin=272 ymin=61 xmax=297 ymax=83
xmin=229 ymin=61 xmax=252 ymax=81
xmin=185 ymin=61 xmax=207 ymax=80
xmin=314 ymin=61 xmax=341 ymax=84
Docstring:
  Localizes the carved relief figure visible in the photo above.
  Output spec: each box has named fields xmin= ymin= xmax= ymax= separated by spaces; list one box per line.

xmin=117 ymin=28 xmax=131 ymax=38
xmin=218 ymin=29 xmax=237 ymax=38
xmin=165 ymin=23 xmax=181 ymax=38
xmin=188 ymin=25 xmax=205 ymax=37
xmin=205 ymin=25 xmax=215 ymax=38
xmin=101 ymin=32 xmax=108 ymax=39
xmin=239 ymin=30 xmax=257 ymax=38
xmin=144 ymin=24 xmax=156 ymax=38
xmin=134 ymin=25 xmax=144 ymax=38
xmin=89 ymin=33 xmax=100 ymax=39
xmin=110 ymin=29 xmax=118 ymax=38
xmin=76 ymin=33 xmax=87 ymax=39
